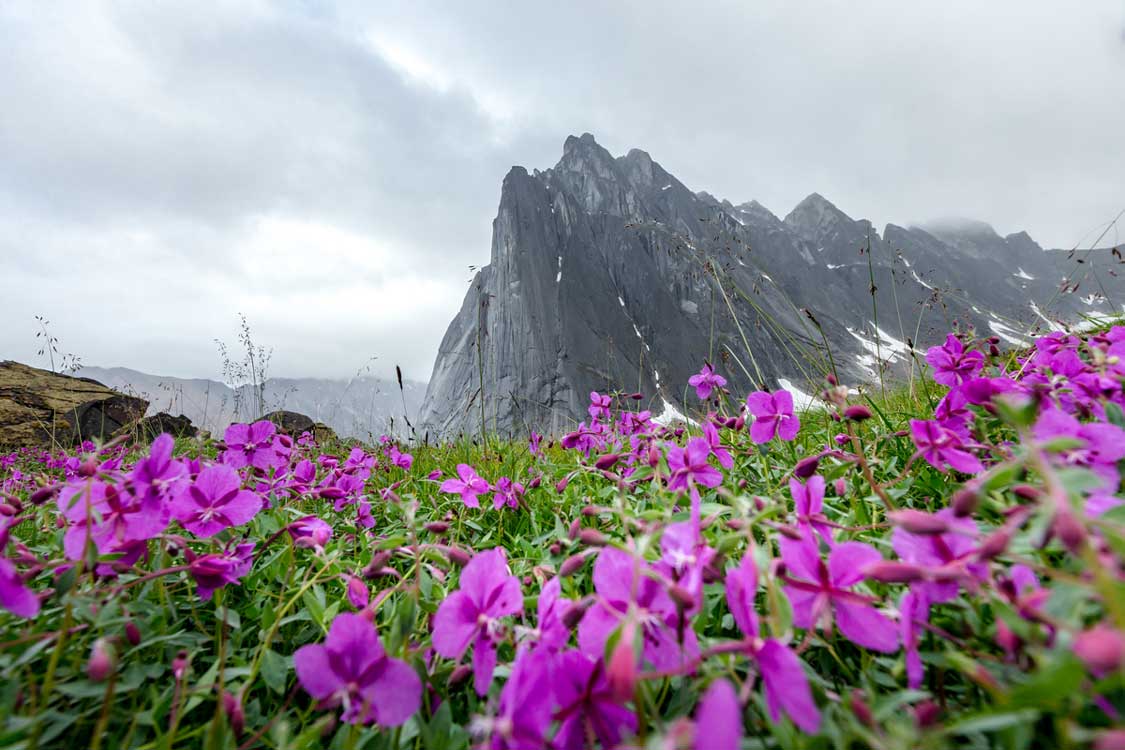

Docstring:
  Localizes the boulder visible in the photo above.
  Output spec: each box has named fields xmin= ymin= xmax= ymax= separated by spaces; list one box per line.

xmin=261 ymin=410 xmax=336 ymax=443
xmin=126 ymin=412 xmax=198 ymax=442
xmin=0 ymin=361 xmax=149 ymax=448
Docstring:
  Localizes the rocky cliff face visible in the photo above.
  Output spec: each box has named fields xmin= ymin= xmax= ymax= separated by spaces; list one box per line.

xmin=419 ymin=134 xmax=1124 ymax=439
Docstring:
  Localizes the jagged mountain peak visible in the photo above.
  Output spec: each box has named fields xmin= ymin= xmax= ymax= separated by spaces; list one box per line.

xmin=922 ymin=217 xmax=1002 ymax=241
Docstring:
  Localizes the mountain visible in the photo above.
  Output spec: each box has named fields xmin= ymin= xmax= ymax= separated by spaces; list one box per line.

xmin=417 ymin=133 xmax=1124 ymax=440
xmin=77 ymin=366 xmax=425 ymax=440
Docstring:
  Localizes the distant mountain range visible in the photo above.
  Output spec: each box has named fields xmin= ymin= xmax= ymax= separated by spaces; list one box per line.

xmin=418 ymin=132 xmax=1124 ymax=438
xmin=77 ymin=366 xmax=425 ymax=440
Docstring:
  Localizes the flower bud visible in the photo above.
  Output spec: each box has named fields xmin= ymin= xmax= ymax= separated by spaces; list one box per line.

xmin=1012 ymin=484 xmax=1040 ymax=501
xmin=445 ymin=547 xmax=472 ymax=567
xmin=559 ymin=553 xmax=589 ymax=577
xmin=1074 ymin=625 xmax=1125 ymax=677
xmin=578 ymin=528 xmax=608 ymax=547
xmin=423 ymin=521 xmax=450 ymax=534
xmin=594 ymin=453 xmax=620 ymax=470
xmin=29 ymin=484 xmax=60 ymax=505
xmin=527 ymin=476 xmax=542 ymax=489
xmin=555 ymin=477 xmax=569 ymax=494
xmin=568 ymin=517 xmax=582 ymax=540
xmin=629 ymin=392 xmax=644 ymax=401
xmin=77 ymin=456 xmax=99 ymax=478
xmin=561 ymin=599 xmax=592 ymax=630
xmin=793 ymin=455 xmax=820 ymax=479
xmin=776 ymin=524 xmax=806 ymax=541
xmin=125 ymin=621 xmax=142 ymax=646
xmin=1052 ymin=509 xmax=1087 ymax=552
xmin=221 ymin=690 xmax=245 ymax=737
xmin=864 ymin=560 xmax=927 ymax=583
xmin=1095 ymin=730 xmax=1125 ymax=750
xmin=914 ymin=700 xmax=941 ymax=728
xmin=850 ymin=689 xmax=875 ymax=728
xmin=995 ymin=619 xmax=1021 ymax=660
xmin=449 ymin=664 xmax=473 ymax=686
xmin=834 ymin=478 xmax=848 ymax=496
xmin=977 ymin=528 xmax=1010 ymax=560
xmin=607 ymin=624 xmax=637 ymax=703
xmin=843 ymin=404 xmax=873 ymax=422
xmin=548 ymin=542 xmax=561 ymax=556
xmin=86 ymin=638 xmax=116 ymax=682
xmin=362 ymin=551 xmax=392 ymax=578
xmin=951 ymin=487 xmax=979 ymax=517
xmin=887 ymin=509 xmax=949 ymax=535
xmin=344 ymin=575 xmax=369 ymax=609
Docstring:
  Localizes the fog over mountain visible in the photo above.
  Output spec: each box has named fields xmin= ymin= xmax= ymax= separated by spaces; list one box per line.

xmin=77 ymin=366 xmax=425 ymax=440
xmin=419 ymin=134 xmax=1125 ymax=438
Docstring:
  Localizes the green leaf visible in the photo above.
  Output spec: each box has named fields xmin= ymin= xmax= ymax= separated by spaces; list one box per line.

xmin=260 ymin=648 xmax=289 ymax=695
xmin=944 ymin=709 xmax=1040 ymax=736
xmin=1008 ymin=653 xmax=1084 ymax=709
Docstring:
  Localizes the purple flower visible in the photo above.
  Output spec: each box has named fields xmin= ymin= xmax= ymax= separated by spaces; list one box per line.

xmin=489 ymin=649 xmax=555 ymax=749
xmin=188 ymin=542 xmax=255 ymax=601
xmin=779 ymin=537 xmax=898 ymax=653
xmin=892 ymin=508 xmax=983 ymax=603
xmin=388 ymin=446 xmax=413 ymax=470
xmin=791 ymin=475 xmax=834 ymax=547
xmin=588 ymin=391 xmax=612 ymax=421
xmin=667 ymin=437 xmax=724 ymax=535
xmin=288 ymin=515 xmax=332 ymax=550
xmin=657 ymin=521 xmax=717 ymax=614
xmin=170 ymin=465 xmax=262 ymax=538
xmin=127 ymin=433 xmax=186 ymax=516
xmin=694 ymin=678 xmax=741 ymax=750
xmin=58 ymin=479 xmax=168 ymax=560
xmin=0 ymin=558 xmax=39 ymax=618
xmin=222 ymin=421 xmax=284 ymax=471
xmin=909 ymin=419 xmax=982 ymax=474
xmin=746 ymin=390 xmax=801 ymax=444
xmin=552 ymin=650 xmax=637 ymax=750
xmin=726 ymin=552 xmax=819 ymax=732
xmin=1034 ymin=408 xmax=1125 ymax=491
xmin=439 ymin=464 xmax=491 ymax=508
xmin=900 ymin=590 xmax=929 ymax=689
xmin=492 ymin=477 xmax=525 ymax=510
xmin=343 ymin=574 xmax=369 ymax=609
xmin=688 ymin=363 xmax=727 ymax=401
xmin=702 ymin=421 xmax=734 ymax=469
xmin=528 ymin=431 xmax=543 ymax=457
xmin=925 ymin=334 xmax=984 ymax=387
xmin=578 ymin=547 xmax=697 ymax=672
xmin=294 ymin=613 xmax=420 ymax=726
xmin=525 ymin=576 xmax=572 ymax=654
xmin=432 ymin=548 xmax=523 ymax=695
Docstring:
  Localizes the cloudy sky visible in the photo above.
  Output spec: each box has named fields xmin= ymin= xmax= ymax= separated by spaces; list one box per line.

xmin=2 ymin=1 xmax=1122 ymax=382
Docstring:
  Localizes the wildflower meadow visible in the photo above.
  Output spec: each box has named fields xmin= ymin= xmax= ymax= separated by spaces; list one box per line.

xmin=3 ymin=325 xmax=1125 ymax=749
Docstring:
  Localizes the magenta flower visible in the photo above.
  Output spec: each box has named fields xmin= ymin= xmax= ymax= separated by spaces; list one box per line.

xmin=0 ymin=558 xmax=39 ymax=618
xmin=658 ymin=521 xmax=717 ymax=614
xmin=909 ymin=419 xmax=982 ymax=474
xmin=666 ymin=437 xmax=723 ymax=492
xmin=726 ymin=552 xmax=820 ymax=732
xmin=294 ymin=613 xmax=420 ymax=726
xmin=343 ymin=574 xmax=369 ymax=609
xmin=432 ymin=548 xmax=523 ymax=695
xmin=588 ymin=391 xmax=612 ymax=421
xmin=892 ymin=508 xmax=983 ymax=603
xmin=492 ymin=477 xmax=525 ymax=510
xmin=490 ymin=649 xmax=555 ymax=749
xmin=694 ymin=678 xmax=741 ymax=750
xmin=170 ymin=465 xmax=261 ymax=538
xmin=388 ymin=446 xmax=413 ymax=470
xmin=525 ymin=576 xmax=572 ymax=654
xmin=222 ymin=421 xmax=284 ymax=471
xmin=552 ymin=650 xmax=637 ymax=750
xmin=187 ymin=542 xmax=255 ymax=601
xmin=528 ymin=431 xmax=543 ymax=457
xmin=58 ymin=479 xmax=168 ymax=560
xmin=688 ymin=363 xmax=727 ymax=401
xmin=746 ymin=390 xmax=801 ymax=444
xmin=578 ymin=547 xmax=697 ymax=672
xmin=791 ymin=475 xmax=834 ymax=546
xmin=127 ymin=433 xmax=186 ymax=516
xmin=779 ymin=537 xmax=898 ymax=653
xmin=702 ymin=421 xmax=734 ymax=469
xmin=925 ymin=334 xmax=984 ymax=387
xmin=440 ymin=464 xmax=491 ymax=508
xmin=288 ymin=515 xmax=332 ymax=551
xmin=1034 ymin=408 xmax=1125 ymax=491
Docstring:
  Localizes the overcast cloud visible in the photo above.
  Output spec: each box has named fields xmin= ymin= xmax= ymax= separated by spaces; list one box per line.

xmin=1 ymin=1 xmax=1122 ymax=381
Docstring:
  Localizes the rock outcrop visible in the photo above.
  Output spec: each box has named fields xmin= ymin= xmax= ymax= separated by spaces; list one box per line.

xmin=261 ymin=410 xmax=336 ymax=443
xmin=418 ymin=134 xmax=1124 ymax=439
xmin=0 ymin=361 xmax=149 ymax=448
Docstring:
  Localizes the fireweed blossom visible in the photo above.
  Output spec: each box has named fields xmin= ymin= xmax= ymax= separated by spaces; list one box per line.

xmin=578 ymin=546 xmax=698 ymax=672
xmin=294 ymin=613 xmax=420 ymax=726
xmin=492 ymin=477 xmax=525 ymax=510
xmin=187 ymin=542 xmax=255 ymax=601
xmin=1033 ymin=408 xmax=1125 ymax=491
xmin=779 ymin=537 xmax=898 ymax=653
xmin=432 ymin=548 xmax=523 ymax=695
xmin=127 ymin=434 xmax=185 ymax=516
xmin=552 ymin=650 xmax=637 ymax=750
xmin=791 ymin=475 xmax=834 ymax=547
xmin=222 ymin=421 xmax=285 ymax=471
xmin=0 ymin=557 xmax=39 ymax=618
xmin=667 ymin=437 xmax=723 ymax=534
xmin=170 ymin=465 xmax=262 ymax=538
xmin=693 ymin=678 xmax=742 ymax=750
xmin=701 ymin=421 xmax=734 ymax=469
xmin=746 ymin=390 xmax=801 ymax=444
xmin=688 ymin=363 xmax=727 ymax=401
xmin=892 ymin=508 xmax=984 ymax=603
xmin=288 ymin=515 xmax=332 ymax=551
xmin=725 ymin=552 xmax=820 ymax=732
xmin=58 ymin=479 xmax=168 ymax=560
xmin=440 ymin=464 xmax=491 ymax=508
xmin=588 ymin=391 xmax=613 ymax=421
xmin=909 ymin=419 xmax=983 ymax=474
xmin=657 ymin=521 xmax=717 ymax=614
xmin=925 ymin=334 xmax=985 ymax=387
xmin=488 ymin=650 xmax=555 ymax=749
